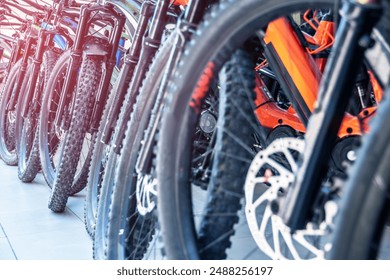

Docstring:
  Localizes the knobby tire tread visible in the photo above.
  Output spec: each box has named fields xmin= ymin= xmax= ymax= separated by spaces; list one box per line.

xmin=17 ymin=50 xmax=59 ymax=182
xmin=48 ymin=56 xmax=102 ymax=213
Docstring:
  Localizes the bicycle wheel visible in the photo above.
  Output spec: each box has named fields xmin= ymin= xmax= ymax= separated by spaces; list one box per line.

xmin=84 ymin=17 xmax=139 ymax=237
xmin=38 ymin=50 xmax=94 ymax=193
xmin=16 ymin=49 xmax=59 ymax=182
xmin=157 ymin=0 xmax=336 ymax=259
xmin=84 ymin=69 xmax=118 ymax=238
xmin=328 ymin=85 xmax=390 ymax=260
xmin=0 ymin=59 xmax=22 ymax=165
xmin=93 ymin=31 xmax=176 ymax=260
xmin=48 ymin=55 xmax=102 ymax=213
xmin=85 ymin=65 xmax=129 ymax=238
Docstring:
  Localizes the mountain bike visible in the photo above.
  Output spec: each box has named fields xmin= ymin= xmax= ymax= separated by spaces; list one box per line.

xmin=37 ymin=0 xmax=130 ymax=213
xmin=15 ymin=0 xmax=79 ymax=183
xmin=0 ymin=0 xmax=62 ymax=166
xmin=156 ymin=0 xmax=389 ymax=259
xmin=89 ymin=0 xmax=219 ymax=260
xmin=328 ymin=85 xmax=390 ymax=259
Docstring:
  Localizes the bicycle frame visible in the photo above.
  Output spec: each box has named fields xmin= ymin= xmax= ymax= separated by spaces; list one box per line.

xmin=255 ymin=15 xmax=381 ymax=141
xmin=7 ymin=33 xmax=36 ymax=112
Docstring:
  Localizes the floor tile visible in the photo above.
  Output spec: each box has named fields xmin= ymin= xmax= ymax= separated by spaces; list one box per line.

xmin=0 ymin=160 xmax=92 ymax=260
xmin=0 ymin=224 xmax=5 ymax=238
xmin=0 ymin=207 xmax=83 ymax=238
xmin=6 ymin=227 xmax=92 ymax=260
xmin=0 ymin=237 xmax=16 ymax=260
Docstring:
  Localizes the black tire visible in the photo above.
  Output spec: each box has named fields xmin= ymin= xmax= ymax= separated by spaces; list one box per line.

xmin=47 ymin=55 xmax=102 ymax=213
xmin=93 ymin=32 xmax=175 ymax=260
xmin=39 ymin=50 xmax=72 ymax=188
xmin=157 ymin=0 xmax=336 ymax=259
xmin=328 ymin=85 xmax=390 ymax=260
xmin=0 ymin=59 xmax=22 ymax=165
xmin=84 ymin=15 xmax=140 ymax=238
xmin=38 ymin=50 xmax=95 ymax=193
xmin=84 ymin=66 xmax=125 ymax=238
xmin=16 ymin=50 xmax=59 ymax=182
xmin=197 ymin=49 xmax=258 ymax=259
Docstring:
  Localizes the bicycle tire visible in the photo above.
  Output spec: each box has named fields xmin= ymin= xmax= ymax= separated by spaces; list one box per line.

xmin=84 ymin=66 xmax=127 ymax=238
xmin=85 ymin=11 xmax=141 ymax=240
xmin=328 ymin=85 xmax=390 ymax=260
xmin=38 ymin=49 xmax=94 ymax=193
xmin=93 ymin=31 xmax=175 ymax=260
xmin=39 ymin=49 xmax=72 ymax=188
xmin=0 ymin=59 xmax=22 ymax=165
xmin=16 ymin=49 xmax=59 ymax=182
xmin=157 ymin=0 xmax=335 ymax=259
xmin=48 ymin=55 xmax=102 ymax=213
xmin=198 ymin=49 xmax=258 ymax=259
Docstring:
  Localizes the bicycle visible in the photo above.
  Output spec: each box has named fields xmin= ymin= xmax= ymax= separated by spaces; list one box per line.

xmin=328 ymin=85 xmax=390 ymax=259
xmin=88 ymin=0 xmax=218 ymax=259
xmin=37 ymin=0 xmax=130 ymax=213
xmin=15 ymin=0 xmax=79 ymax=183
xmin=0 ymin=0 xmax=64 ymax=166
xmin=156 ymin=0 xmax=389 ymax=259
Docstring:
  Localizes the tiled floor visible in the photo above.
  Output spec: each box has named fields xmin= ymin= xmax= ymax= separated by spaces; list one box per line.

xmin=0 ymin=161 xmax=92 ymax=260
xmin=0 ymin=157 xmax=389 ymax=260
xmin=0 ymin=156 xmax=264 ymax=260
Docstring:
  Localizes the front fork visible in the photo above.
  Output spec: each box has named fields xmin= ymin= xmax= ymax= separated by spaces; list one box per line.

xmin=8 ymin=36 xmax=36 ymax=112
xmin=53 ymin=3 xmax=126 ymax=132
xmin=90 ymin=13 xmax=126 ymax=131
xmin=5 ymin=38 xmax=24 ymax=74
xmin=136 ymin=0 xmax=208 ymax=174
xmin=101 ymin=0 xmax=156 ymax=144
xmin=20 ymin=29 xmax=56 ymax=119
xmin=280 ymin=0 xmax=383 ymax=231
xmin=111 ymin=0 xmax=171 ymax=154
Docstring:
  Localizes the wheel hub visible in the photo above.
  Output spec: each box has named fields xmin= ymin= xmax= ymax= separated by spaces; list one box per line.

xmin=199 ymin=110 xmax=217 ymax=134
xmin=136 ymin=174 xmax=158 ymax=216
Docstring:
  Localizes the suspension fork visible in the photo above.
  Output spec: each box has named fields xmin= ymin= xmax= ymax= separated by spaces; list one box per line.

xmin=101 ymin=0 xmax=155 ymax=144
xmin=8 ymin=35 xmax=36 ymax=112
xmin=110 ymin=0 xmax=172 ymax=154
xmin=6 ymin=39 xmax=24 ymax=73
xmin=280 ymin=0 xmax=383 ymax=231
xmin=90 ymin=9 xmax=126 ymax=132
xmin=20 ymin=29 xmax=55 ymax=119
xmin=136 ymin=0 xmax=208 ymax=173
xmin=53 ymin=4 xmax=92 ymax=130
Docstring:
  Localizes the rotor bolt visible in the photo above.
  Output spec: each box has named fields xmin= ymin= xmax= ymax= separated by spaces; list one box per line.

xmin=358 ymin=35 xmax=375 ymax=49
xmin=270 ymin=200 xmax=279 ymax=214
xmin=277 ymin=187 xmax=285 ymax=197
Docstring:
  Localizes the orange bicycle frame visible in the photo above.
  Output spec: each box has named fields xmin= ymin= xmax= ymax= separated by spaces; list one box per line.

xmin=255 ymin=15 xmax=381 ymax=138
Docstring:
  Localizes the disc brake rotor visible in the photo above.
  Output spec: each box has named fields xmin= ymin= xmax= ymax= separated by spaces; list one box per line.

xmin=244 ymin=137 xmax=335 ymax=259
xmin=136 ymin=174 xmax=158 ymax=216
